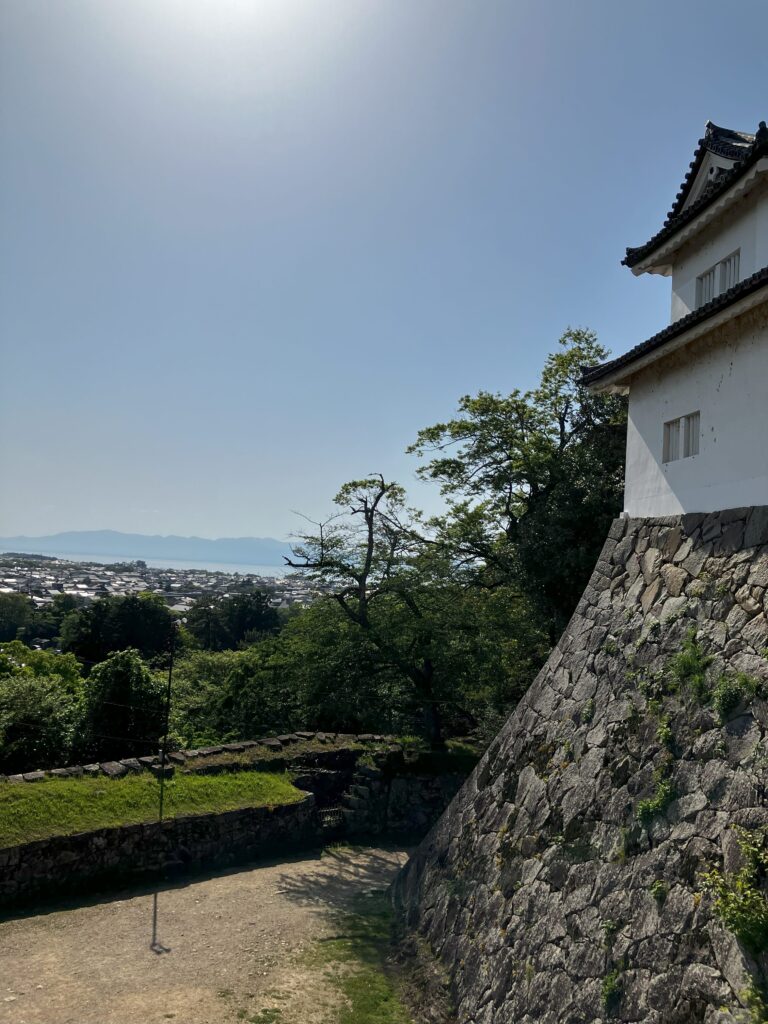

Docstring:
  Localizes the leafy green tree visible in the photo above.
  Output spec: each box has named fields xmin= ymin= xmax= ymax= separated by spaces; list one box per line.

xmin=0 ymin=594 xmax=34 ymax=642
xmin=0 ymin=641 xmax=85 ymax=773
xmin=170 ymin=643 xmax=300 ymax=745
xmin=83 ymin=648 xmax=166 ymax=760
xmin=21 ymin=592 xmax=86 ymax=645
xmin=287 ymin=475 xmax=452 ymax=744
xmin=285 ymin=475 xmax=549 ymax=746
xmin=409 ymin=328 xmax=627 ymax=636
xmin=185 ymin=591 xmax=279 ymax=651
xmin=275 ymin=599 xmax=407 ymax=734
xmin=60 ymin=592 xmax=175 ymax=667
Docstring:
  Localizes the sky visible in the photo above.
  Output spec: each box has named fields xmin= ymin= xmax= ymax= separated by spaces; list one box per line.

xmin=1 ymin=0 xmax=766 ymax=541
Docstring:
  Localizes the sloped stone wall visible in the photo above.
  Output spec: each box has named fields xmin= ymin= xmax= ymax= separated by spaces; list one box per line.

xmin=394 ymin=507 xmax=768 ymax=1024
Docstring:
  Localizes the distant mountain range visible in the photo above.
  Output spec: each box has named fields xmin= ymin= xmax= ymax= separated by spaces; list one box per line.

xmin=0 ymin=530 xmax=292 ymax=566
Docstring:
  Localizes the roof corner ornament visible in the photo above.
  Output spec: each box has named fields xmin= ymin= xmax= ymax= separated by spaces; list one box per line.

xmin=756 ymin=121 xmax=768 ymax=144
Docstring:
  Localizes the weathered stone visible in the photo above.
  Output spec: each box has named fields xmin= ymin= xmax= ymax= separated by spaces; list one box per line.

xmin=394 ymin=507 xmax=768 ymax=1024
xmin=745 ymin=507 xmax=768 ymax=548
xmin=100 ymin=761 xmax=128 ymax=778
xmin=641 ymin=548 xmax=662 ymax=582
xmin=641 ymin=577 xmax=662 ymax=613
xmin=741 ymin=614 xmax=768 ymax=650
xmin=661 ymin=563 xmax=688 ymax=596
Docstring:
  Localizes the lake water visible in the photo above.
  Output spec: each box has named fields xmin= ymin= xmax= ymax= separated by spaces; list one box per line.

xmin=16 ymin=551 xmax=292 ymax=578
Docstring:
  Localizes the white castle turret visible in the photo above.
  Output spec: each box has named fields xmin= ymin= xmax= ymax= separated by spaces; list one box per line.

xmin=584 ymin=120 xmax=768 ymax=518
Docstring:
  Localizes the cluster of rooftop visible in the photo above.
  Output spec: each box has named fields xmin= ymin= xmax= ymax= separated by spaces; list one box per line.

xmin=0 ymin=554 xmax=322 ymax=615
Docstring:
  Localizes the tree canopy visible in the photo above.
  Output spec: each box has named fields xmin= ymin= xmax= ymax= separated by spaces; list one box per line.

xmin=408 ymin=328 xmax=627 ymax=634
xmin=60 ymin=592 xmax=175 ymax=667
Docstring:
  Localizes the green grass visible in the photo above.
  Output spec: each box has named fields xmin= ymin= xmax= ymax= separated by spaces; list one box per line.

xmin=306 ymin=892 xmax=413 ymax=1024
xmin=0 ymin=770 xmax=304 ymax=847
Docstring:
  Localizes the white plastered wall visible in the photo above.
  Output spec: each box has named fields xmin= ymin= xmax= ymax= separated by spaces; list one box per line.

xmin=624 ymin=307 xmax=768 ymax=517
xmin=670 ymin=186 xmax=768 ymax=322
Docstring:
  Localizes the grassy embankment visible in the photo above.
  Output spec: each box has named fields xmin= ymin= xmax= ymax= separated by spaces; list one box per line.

xmin=0 ymin=771 xmax=303 ymax=848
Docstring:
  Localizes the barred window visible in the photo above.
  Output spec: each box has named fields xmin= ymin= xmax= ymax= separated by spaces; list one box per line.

xmin=695 ymin=250 xmax=740 ymax=308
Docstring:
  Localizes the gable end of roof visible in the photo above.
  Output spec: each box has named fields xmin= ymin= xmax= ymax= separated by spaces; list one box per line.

xmin=623 ymin=120 xmax=767 ymax=269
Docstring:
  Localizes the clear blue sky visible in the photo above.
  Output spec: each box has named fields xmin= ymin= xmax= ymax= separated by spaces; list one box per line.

xmin=1 ymin=0 xmax=766 ymax=540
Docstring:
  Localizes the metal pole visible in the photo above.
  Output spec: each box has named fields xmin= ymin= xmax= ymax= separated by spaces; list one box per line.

xmin=158 ymin=622 xmax=177 ymax=824
xmin=151 ymin=622 xmax=177 ymax=954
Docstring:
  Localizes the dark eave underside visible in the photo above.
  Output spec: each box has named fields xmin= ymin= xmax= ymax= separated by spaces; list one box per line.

xmin=582 ymin=266 xmax=768 ymax=387
xmin=623 ymin=121 xmax=767 ymax=268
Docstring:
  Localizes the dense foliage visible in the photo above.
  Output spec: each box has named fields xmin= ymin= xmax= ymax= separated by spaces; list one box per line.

xmin=60 ymin=592 xmax=175 ymax=666
xmin=185 ymin=591 xmax=280 ymax=650
xmin=0 ymin=330 xmax=626 ymax=771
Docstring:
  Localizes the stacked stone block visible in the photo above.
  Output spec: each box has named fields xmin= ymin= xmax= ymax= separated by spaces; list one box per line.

xmin=394 ymin=507 xmax=768 ymax=1024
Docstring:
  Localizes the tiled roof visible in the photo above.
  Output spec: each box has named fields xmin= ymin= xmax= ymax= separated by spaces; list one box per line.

xmin=582 ymin=266 xmax=768 ymax=387
xmin=623 ymin=121 xmax=768 ymax=268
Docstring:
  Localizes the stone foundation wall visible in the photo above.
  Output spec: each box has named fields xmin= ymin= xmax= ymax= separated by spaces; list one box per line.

xmin=0 ymin=794 xmax=316 ymax=910
xmin=343 ymin=764 xmax=466 ymax=838
xmin=394 ymin=506 xmax=768 ymax=1024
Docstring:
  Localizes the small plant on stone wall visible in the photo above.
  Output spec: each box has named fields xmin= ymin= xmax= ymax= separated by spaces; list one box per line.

xmin=601 ymin=967 xmax=622 ymax=1012
xmin=647 ymin=697 xmax=663 ymax=718
xmin=636 ymin=761 xmax=676 ymax=828
xmin=669 ymin=628 xmax=713 ymax=702
xmin=712 ymin=673 xmax=760 ymax=724
xmin=603 ymin=637 xmax=619 ymax=657
xmin=649 ymin=879 xmax=669 ymax=905
xmin=656 ymin=714 xmax=673 ymax=749
xmin=743 ymin=979 xmax=768 ymax=1024
xmin=602 ymin=918 xmax=620 ymax=947
xmin=581 ymin=699 xmax=595 ymax=725
xmin=700 ymin=827 xmax=768 ymax=956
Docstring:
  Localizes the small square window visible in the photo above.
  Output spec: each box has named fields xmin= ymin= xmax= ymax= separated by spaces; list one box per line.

xmin=663 ymin=411 xmax=700 ymax=463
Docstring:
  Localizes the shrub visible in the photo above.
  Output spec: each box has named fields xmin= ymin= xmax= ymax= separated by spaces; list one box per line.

xmin=700 ymin=828 xmax=768 ymax=956
xmin=581 ymin=698 xmax=595 ymax=725
xmin=601 ymin=968 xmax=622 ymax=1010
xmin=712 ymin=673 xmax=759 ymax=723
xmin=636 ymin=764 xmax=675 ymax=827
xmin=83 ymin=649 xmax=166 ymax=761
xmin=650 ymin=879 xmax=669 ymax=905
xmin=656 ymin=714 xmax=673 ymax=748
xmin=669 ymin=628 xmax=713 ymax=701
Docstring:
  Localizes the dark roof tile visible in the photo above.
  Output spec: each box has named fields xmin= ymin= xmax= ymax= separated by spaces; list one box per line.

xmin=582 ymin=266 xmax=768 ymax=387
xmin=624 ymin=121 xmax=767 ymax=268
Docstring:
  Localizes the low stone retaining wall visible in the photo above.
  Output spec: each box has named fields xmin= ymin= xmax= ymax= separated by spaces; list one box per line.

xmin=343 ymin=764 xmax=466 ymax=838
xmin=0 ymin=794 xmax=316 ymax=911
xmin=0 ymin=731 xmax=392 ymax=785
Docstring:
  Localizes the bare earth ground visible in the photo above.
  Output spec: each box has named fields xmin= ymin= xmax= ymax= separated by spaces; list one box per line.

xmin=0 ymin=845 xmax=409 ymax=1024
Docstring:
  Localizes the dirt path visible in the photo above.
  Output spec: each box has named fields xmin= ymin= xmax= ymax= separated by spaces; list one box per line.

xmin=0 ymin=845 xmax=409 ymax=1024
